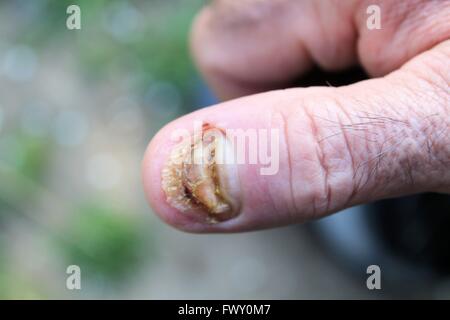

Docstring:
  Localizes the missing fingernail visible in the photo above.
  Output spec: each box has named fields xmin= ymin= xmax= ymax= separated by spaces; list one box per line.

xmin=161 ymin=123 xmax=241 ymax=223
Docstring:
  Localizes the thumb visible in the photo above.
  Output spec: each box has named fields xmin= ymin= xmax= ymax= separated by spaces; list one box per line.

xmin=142 ymin=41 xmax=450 ymax=233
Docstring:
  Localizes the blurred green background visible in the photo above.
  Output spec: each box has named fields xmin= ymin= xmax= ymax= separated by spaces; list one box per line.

xmin=0 ymin=0 xmax=205 ymax=299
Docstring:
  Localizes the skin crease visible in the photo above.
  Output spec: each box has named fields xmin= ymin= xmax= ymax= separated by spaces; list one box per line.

xmin=142 ymin=0 xmax=450 ymax=233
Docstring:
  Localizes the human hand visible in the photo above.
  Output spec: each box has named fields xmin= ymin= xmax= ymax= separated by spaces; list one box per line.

xmin=143 ymin=0 xmax=450 ymax=232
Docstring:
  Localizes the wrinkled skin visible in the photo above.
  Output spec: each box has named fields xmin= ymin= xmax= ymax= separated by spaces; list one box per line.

xmin=143 ymin=0 xmax=450 ymax=233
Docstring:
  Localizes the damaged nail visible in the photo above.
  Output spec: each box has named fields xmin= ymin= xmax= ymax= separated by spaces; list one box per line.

xmin=161 ymin=123 xmax=241 ymax=223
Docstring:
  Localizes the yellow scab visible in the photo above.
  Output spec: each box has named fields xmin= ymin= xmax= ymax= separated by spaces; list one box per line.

xmin=161 ymin=124 xmax=240 ymax=222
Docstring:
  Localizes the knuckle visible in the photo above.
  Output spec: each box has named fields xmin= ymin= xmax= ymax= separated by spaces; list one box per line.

xmin=282 ymin=91 xmax=359 ymax=218
xmin=395 ymin=42 xmax=450 ymax=191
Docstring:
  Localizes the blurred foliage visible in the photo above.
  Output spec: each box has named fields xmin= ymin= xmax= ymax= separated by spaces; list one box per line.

xmin=15 ymin=0 xmax=205 ymax=101
xmin=0 ymin=235 xmax=45 ymax=299
xmin=0 ymin=131 xmax=56 ymax=297
xmin=0 ymin=132 xmax=52 ymax=215
xmin=58 ymin=203 xmax=151 ymax=282
xmin=0 ymin=272 xmax=45 ymax=300
xmin=0 ymin=133 xmax=52 ymax=182
xmin=0 ymin=0 xmax=198 ymax=295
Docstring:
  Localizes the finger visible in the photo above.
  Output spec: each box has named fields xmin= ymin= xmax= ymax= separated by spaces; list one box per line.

xmin=190 ymin=0 xmax=450 ymax=99
xmin=142 ymin=41 xmax=450 ymax=233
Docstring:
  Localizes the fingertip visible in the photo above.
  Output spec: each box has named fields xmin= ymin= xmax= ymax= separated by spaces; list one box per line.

xmin=142 ymin=125 xmax=201 ymax=233
xmin=142 ymin=116 xmax=245 ymax=233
